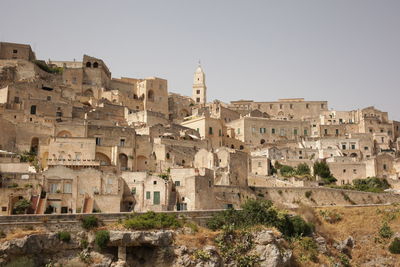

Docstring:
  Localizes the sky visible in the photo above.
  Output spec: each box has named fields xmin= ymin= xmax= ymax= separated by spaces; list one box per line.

xmin=1 ymin=0 xmax=399 ymax=120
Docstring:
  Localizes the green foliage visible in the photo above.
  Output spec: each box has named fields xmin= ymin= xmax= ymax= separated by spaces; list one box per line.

xmin=379 ymin=222 xmax=393 ymax=239
xmin=296 ymin=163 xmax=311 ymax=176
xmin=57 ymin=231 xmax=71 ymax=242
xmin=389 ymin=237 xmax=400 ymax=254
xmin=215 ymin=226 xmax=259 ymax=266
xmin=297 ymin=237 xmax=318 ymax=262
xmin=193 ymin=249 xmax=212 ymax=261
xmin=185 ymin=221 xmax=199 ymax=233
xmin=81 ymin=215 xmax=99 ymax=230
xmin=313 ymin=161 xmax=336 ymax=183
xmin=305 ymin=191 xmax=312 ymax=199
xmin=124 ymin=211 xmax=182 ymax=230
xmin=34 ymin=60 xmax=63 ymax=74
xmin=206 ymin=199 xmax=314 ymax=238
xmin=80 ymin=238 xmax=89 ymax=249
xmin=95 ymin=230 xmax=110 ymax=249
xmin=13 ymin=199 xmax=31 ymax=214
xmin=319 ymin=210 xmax=342 ymax=224
xmin=158 ymin=173 xmax=169 ymax=180
xmin=331 ymin=177 xmax=391 ymax=193
xmin=338 ymin=253 xmax=351 ymax=267
xmin=78 ymin=250 xmax=92 ymax=264
xmin=4 ymin=256 xmax=35 ymax=267
xmin=280 ymin=165 xmax=295 ymax=177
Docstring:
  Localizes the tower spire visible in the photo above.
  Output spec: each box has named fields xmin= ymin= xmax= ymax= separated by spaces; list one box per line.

xmin=192 ymin=62 xmax=207 ymax=105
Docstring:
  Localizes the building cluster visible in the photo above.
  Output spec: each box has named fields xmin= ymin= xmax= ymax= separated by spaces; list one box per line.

xmin=0 ymin=42 xmax=399 ymax=215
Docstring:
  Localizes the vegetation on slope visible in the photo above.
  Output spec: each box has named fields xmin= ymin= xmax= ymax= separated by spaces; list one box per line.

xmin=329 ymin=177 xmax=391 ymax=193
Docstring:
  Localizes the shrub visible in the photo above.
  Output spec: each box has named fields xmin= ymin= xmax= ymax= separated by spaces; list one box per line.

xmin=389 ymin=238 xmax=400 ymax=254
xmin=379 ymin=222 xmax=393 ymax=239
xmin=353 ymin=177 xmax=390 ymax=193
xmin=280 ymin=165 xmax=295 ymax=177
xmin=80 ymin=238 xmax=89 ymax=249
xmin=81 ymin=215 xmax=99 ymax=230
xmin=297 ymin=237 xmax=318 ymax=262
xmin=314 ymin=161 xmax=336 ymax=184
xmin=95 ymin=230 xmax=110 ymax=249
xmin=193 ymin=249 xmax=211 ymax=261
xmin=57 ymin=231 xmax=71 ymax=242
xmin=296 ymin=163 xmax=311 ymax=176
xmin=124 ymin=211 xmax=182 ymax=230
xmin=34 ymin=60 xmax=63 ymax=74
xmin=305 ymin=191 xmax=312 ymax=199
xmin=319 ymin=210 xmax=342 ymax=224
xmin=206 ymin=199 xmax=313 ymax=238
xmin=13 ymin=199 xmax=31 ymax=214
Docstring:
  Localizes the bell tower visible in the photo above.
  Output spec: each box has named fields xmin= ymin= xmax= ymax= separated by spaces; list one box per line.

xmin=192 ymin=62 xmax=207 ymax=104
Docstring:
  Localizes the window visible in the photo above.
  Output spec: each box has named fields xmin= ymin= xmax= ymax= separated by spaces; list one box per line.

xmin=353 ymin=169 xmax=357 ymax=174
xmin=364 ymin=146 xmax=369 ymax=150
xmin=64 ymin=183 xmax=72 ymax=193
xmin=304 ymin=129 xmax=308 ymax=136
xmin=237 ymin=128 xmax=240 ymax=134
xmin=153 ymin=181 xmax=157 ymax=185
xmin=383 ymin=164 xmax=387 ymax=170
xmin=175 ymin=181 xmax=181 ymax=186
xmin=342 ymin=144 xmax=346 ymax=150
xmin=343 ymin=169 xmax=346 ymax=173
xmin=1 ymin=207 xmax=6 ymax=211
xmin=294 ymin=129 xmax=298 ymax=135
xmin=270 ymin=104 xmax=273 ymax=109
xmin=324 ymin=129 xmax=328 ymax=135
xmin=49 ymin=183 xmax=58 ymax=193
xmin=335 ymin=129 xmax=339 ymax=135
xmin=13 ymin=49 xmax=18 ymax=54
xmin=120 ymin=139 xmax=125 ymax=147
xmin=196 ymin=90 xmax=200 ymax=94
xmin=30 ymin=105 xmax=37 ymax=115
xmin=146 ymin=191 xmax=151 ymax=199
xmin=14 ymin=96 xmax=20 ymax=103
xmin=131 ymin=187 xmax=136 ymax=194
xmin=271 ymin=128 xmax=275 ymax=134
xmin=306 ymin=104 xmax=309 ymax=109
xmin=177 ymin=203 xmax=187 ymax=211
xmin=351 ymin=144 xmax=356 ymax=150
xmin=252 ymin=127 xmax=256 ymax=133
xmin=196 ymin=97 xmax=200 ymax=103
xmin=95 ymin=137 xmax=101 ymax=145
xmin=208 ymin=127 xmax=213 ymax=135
xmin=93 ymin=62 xmax=99 ymax=68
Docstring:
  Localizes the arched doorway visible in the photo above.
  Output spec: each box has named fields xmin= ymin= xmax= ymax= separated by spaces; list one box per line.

xmin=30 ymin=137 xmax=39 ymax=155
xmin=119 ymin=153 xmax=128 ymax=171
xmin=56 ymin=130 xmax=72 ymax=137
xmin=95 ymin=152 xmax=111 ymax=166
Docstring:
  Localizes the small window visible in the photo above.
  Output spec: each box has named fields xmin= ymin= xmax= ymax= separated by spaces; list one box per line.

xmin=342 ymin=144 xmax=346 ymax=150
xmin=153 ymin=181 xmax=157 ymax=185
xmin=93 ymin=62 xmax=99 ymax=68
xmin=258 ymin=162 xmax=262 ymax=167
xmin=280 ymin=104 xmax=283 ymax=109
xmin=1 ymin=206 xmax=7 ymax=211
xmin=294 ymin=129 xmax=298 ymax=135
xmin=208 ymin=127 xmax=213 ymax=135
xmin=95 ymin=137 xmax=101 ymax=145
xmin=383 ymin=164 xmax=387 ymax=170
xmin=196 ymin=97 xmax=200 ymax=103
xmin=324 ymin=129 xmax=328 ymax=135
xmin=351 ymin=144 xmax=356 ymax=150
xmin=304 ymin=129 xmax=308 ymax=136
xmin=364 ymin=146 xmax=369 ymax=150
xmin=196 ymin=90 xmax=200 ymax=94
xmin=175 ymin=181 xmax=181 ymax=186
xmin=306 ymin=104 xmax=309 ymax=109
xmin=271 ymin=128 xmax=275 ymax=134
xmin=13 ymin=49 xmax=18 ymax=54
xmin=14 ymin=96 xmax=20 ymax=103
xmin=30 ymin=105 xmax=37 ymax=115
xmin=146 ymin=191 xmax=151 ymax=199
xmin=120 ymin=139 xmax=125 ymax=147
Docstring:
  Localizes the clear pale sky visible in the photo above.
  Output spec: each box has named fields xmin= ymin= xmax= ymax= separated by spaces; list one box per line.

xmin=1 ymin=0 xmax=399 ymax=120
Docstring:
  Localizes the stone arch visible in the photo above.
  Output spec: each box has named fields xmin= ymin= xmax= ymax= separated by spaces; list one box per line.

xmin=56 ymin=130 xmax=72 ymax=137
xmin=136 ymin=155 xmax=148 ymax=171
xmin=260 ymin=139 xmax=266 ymax=145
xmin=147 ymin=90 xmax=154 ymax=101
xmin=86 ymin=62 xmax=91 ymax=68
xmin=119 ymin=153 xmax=128 ymax=171
xmin=93 ymin=62 xmax=99 ymax=68
xmin=350 ymin=152 xmax=358 ymax=158
xmin=84 ymin=89 xmax=94 ymax=97
xmin=95 ymin=152 xmax=111 ymax=166
xmin=30 ymin=137 xmax=39 ymax=155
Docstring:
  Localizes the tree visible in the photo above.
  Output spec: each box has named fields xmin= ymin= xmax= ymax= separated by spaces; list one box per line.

xmin=13 ymin=199 xmax=31 ymax=214
xmin=313 ymin=161 xmax=336 ymax=183
xmin=296 ymin=163 xmax=311 ymax=175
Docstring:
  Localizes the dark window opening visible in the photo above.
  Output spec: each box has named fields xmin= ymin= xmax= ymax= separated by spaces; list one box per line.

xmin=93 ymin=62 xmax=99 ymax=68
xmin=30 ymin=105 xmax=37 ymax=115
xmin=86 ymin=62 xmax=91 ymax=68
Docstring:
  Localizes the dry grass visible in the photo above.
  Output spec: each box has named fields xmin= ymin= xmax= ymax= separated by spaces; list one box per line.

xmin=0 ymin=227 xmax=44 ymax=242
xmin=175 ymin=226 xmax=219 ymax=248
xmin=301 ymin=205 xmax=400 ymax=267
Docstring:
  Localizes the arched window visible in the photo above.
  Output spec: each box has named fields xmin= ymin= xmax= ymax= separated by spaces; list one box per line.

xmin=239 ymin=145 xmax=244 ymax=150
xmin=86 ymin=62 xmax=91 ymax=68
xmin=147 ymin=90 xmax=154 ymax=101
xmin=119 ymin=153 xmax=128 ymax=171
xmin=260 ymin=139 xmax=266 ymax=145
xmin=93 ymin=62 xmax=99 ymax=68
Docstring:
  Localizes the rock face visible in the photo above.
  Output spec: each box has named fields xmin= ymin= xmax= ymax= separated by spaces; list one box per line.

xmin=0 ymin=229 xmax=293 ymax=267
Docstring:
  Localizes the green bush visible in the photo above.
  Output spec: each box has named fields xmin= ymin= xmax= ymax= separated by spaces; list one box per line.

xmin=81 ymin=215 xmax=99 ymax=230
xmin=34 ymin=60 xmax=63 ymax=74
xmin=280 ymin=165 xmax=295 ymax=177
xmin=313 ymin=161 xmax=336 ymax=184
xmin=206 ymin=199 xmax=313 ymax=238
xmin=124 ymin=211 xmax=182 ymax=230
xmin=389 ymin=237 xmax=400 ymax=254
xmin=296 ymin=163 xmax=311 ymax=176
xmin=379 ymin=222 xmax=393 ymax=239
xmin=57 ymin=231 xmax=71 ymax=242
xmin=297 ymin=237 xmax=318 ymax=262
xmin=319 ymin=210 xmax=342 ymax=224
xmin=13 ymin=199 xmax=31 ymax=214
xmin=95 ymin=230 xmax=110 ymax=249
xmin=80 ymin=238 xmax=89 ymax=249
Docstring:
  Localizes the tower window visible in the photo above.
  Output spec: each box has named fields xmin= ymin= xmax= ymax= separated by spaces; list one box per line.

xmin=196 ymin=90 xmax=200 ymax=94
xmin=13 ymin=49 xmax=18 ymax=54
xmin=196 ymin=98 xmax=200 ymax=103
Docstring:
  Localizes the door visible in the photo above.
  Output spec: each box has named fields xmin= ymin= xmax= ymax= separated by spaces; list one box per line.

xmin=153 ymin=191 xmax=160 ymax=205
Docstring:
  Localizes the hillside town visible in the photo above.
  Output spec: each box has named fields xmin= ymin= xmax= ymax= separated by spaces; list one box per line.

xmin=1 ymin=41 xmax=400 ymax=216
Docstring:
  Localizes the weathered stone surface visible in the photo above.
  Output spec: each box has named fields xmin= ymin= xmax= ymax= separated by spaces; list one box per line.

xmin=108 ymin=230 xmax=174 ymax=247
